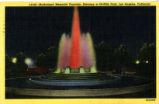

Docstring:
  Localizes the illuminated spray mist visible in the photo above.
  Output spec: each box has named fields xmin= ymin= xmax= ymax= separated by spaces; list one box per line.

xmin=57 ymin=34 xmax=70 ymax=68
xmin=56 ymin=7 xmax=97 ymax=73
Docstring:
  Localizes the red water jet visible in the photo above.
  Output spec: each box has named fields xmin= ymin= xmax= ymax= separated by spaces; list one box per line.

xmin=69 ymin=7 xmax=81 ymax=68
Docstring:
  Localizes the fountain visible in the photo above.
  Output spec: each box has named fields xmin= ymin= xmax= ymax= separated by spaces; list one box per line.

xmin=55 ymin=7 xmax=96 ymax=74
xmin=6 ymin=7 xmax=154 ymax=98
xmin=55 ymin=32 xmax=97 ymax=74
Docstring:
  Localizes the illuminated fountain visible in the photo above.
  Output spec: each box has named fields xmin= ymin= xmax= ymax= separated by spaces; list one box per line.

xmin=6 ymin=7 xmax=154 ymax=98
xmin=55 ymin=33 xmax=97 ymax=74
xmin=55 ymin=7 xmax=97 ymax=74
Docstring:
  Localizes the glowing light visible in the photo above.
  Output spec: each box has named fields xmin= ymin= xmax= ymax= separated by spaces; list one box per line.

xmin=12 ymin=57 xmax=17 ymax=63
xmin=25 ymin=58 xmax=34 ymax=66
xmin=136 ymin=60 xmax=140 ymax=64
xmin=145 ymin=60 xmax=149 ymax=64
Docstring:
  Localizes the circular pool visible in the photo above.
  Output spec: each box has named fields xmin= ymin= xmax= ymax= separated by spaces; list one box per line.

xmin=6 ymin=73 xmax=154 ymax=97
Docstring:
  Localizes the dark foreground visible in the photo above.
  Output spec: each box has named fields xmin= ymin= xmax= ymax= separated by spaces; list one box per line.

xmin=5 ymin=73 xmax=156 ymax=98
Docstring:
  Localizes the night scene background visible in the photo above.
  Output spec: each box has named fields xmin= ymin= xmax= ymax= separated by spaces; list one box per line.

xmin=5 ymin=7 xmax=156 ymax=82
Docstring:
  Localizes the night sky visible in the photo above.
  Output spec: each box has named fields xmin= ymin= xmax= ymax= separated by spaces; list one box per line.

xmin=6 ymin=7 xmax=156 ymax=59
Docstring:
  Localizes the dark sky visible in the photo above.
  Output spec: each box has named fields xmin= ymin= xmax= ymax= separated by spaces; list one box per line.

xmin=6 ymin=7 xmax=156 ymax=59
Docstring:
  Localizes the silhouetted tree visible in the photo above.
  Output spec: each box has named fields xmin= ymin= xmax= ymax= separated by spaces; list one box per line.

xmin=139 ymin=43 xmax=155 ymax=64
xmin=16 ymin=52 xmax=28 ymax=72
xmin=5 ymin=54 xmax=17 ymax=76
xmin=45 ymin=46 xmax=58 ymax=69
xmin=137 ymin=43 xmax=156 ymax=78
xmin=95 ymin=41 xmax=114 ymax=72
xmin=114 ymin=44 xmax=133 ymax=69
xmin=35 ymin=53 xmax=46 ymax=67
xmin=6 ymin=54 xmax=12 ymax=73
xmin=35 ymin=45 xmax=58 ymax=73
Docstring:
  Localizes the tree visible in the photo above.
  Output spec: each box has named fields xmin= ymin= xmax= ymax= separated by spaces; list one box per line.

xmin=139 ymin=43 xmax=155 ymax=64
xmin=114 ymin=44 xmax=133 ymax=69
xmin=35 ymin=53 xmax=46 ymax=67
xmin=95 ymin=41 xmax=114 ymax=72
xmin=5 ymin=54 xmax=16 ymax=75
xmin=45 ymin=46 xmax=58 ymax=69
xmin=138 ymin=43 xmax=156 ymax=78
xmin=35 ymin=46 xmax=58 ymax=72
xmin=16 ymin=52 xmax=28 ymax=72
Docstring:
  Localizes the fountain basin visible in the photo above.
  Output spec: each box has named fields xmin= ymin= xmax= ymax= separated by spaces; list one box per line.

xmin=6 ymin=73 xmax=154 ymax=97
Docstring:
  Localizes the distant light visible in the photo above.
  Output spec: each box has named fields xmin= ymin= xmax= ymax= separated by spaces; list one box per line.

xmin=25 ymin=58 xmax=34 ymax=66
xmin=25 ymin=58 xmax=31 ymax=64
xmin=136 ymin=60 xmax=140 ymax=64
xmin=12 ymin=57 xmax=17 ymax=63
xmin=145 ymin=60 xmax=149 ymax=64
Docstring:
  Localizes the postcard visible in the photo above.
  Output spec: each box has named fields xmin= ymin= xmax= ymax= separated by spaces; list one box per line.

xmin=0 ymin=1 xmax=158 ymax=104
